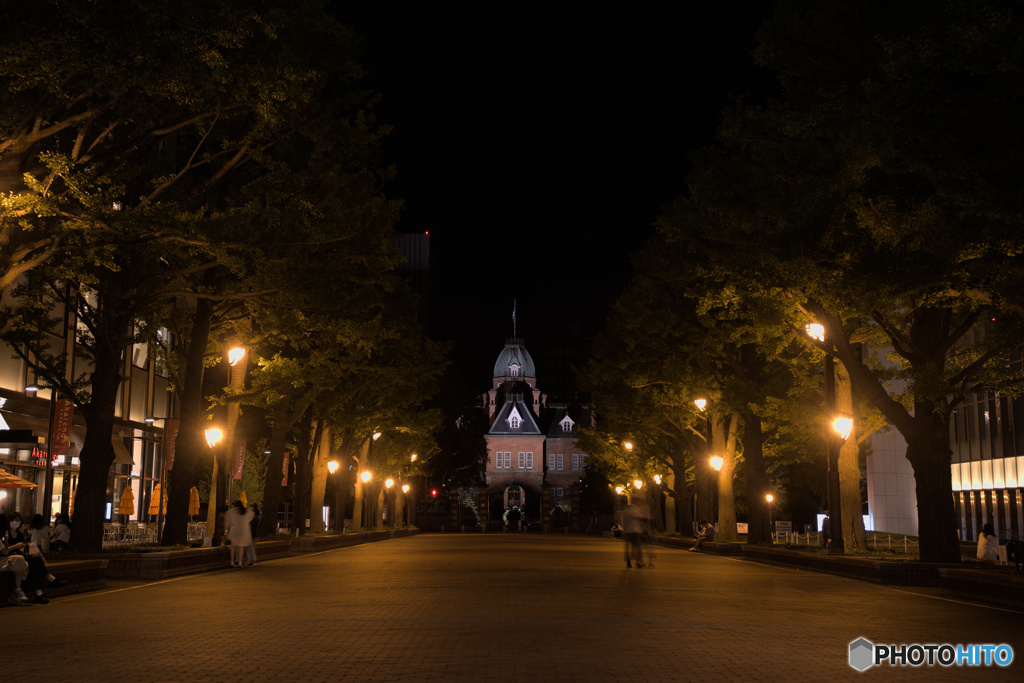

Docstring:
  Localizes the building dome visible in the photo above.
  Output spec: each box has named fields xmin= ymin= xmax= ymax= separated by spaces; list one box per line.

xmin=492 ymin=338 xmax=536 ymax=379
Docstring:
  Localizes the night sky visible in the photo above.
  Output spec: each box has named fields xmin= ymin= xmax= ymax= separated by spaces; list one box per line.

xmin=336 ymin=4 xmax=772 ymax=391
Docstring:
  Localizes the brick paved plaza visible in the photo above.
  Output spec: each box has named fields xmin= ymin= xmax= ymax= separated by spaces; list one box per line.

xmin=7 ymin=535 xmax=1021 ymax=682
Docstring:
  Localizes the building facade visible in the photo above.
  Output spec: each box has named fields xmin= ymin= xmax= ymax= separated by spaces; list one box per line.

xmin=482 ymin=338 xmax=590 ymax=529
xmin=0 ymin=284 xmax=174 ymax=525
xmin=865 ymin=344 xmax=1024 ymax=544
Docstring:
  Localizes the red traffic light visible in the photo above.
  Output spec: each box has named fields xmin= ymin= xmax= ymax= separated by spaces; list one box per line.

xmin=431 ymin=489 xmax=438 ymax=497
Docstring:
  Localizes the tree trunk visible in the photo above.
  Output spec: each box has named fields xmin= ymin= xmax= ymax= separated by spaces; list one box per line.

xmin=258 ymin=391 xmax=293 ymax=538
xmin=741 ymin=411 xmax=771 ymax=544
xmin=309 ymin=423 xmax=331 ymax=532
xmin=664 ymin=470 xmax=678 ymax=534
xmin=69 ymin=351 xmax=122 ymax=554
xmin=647 ymin=483 xmax=664 ymax=532
xmin=162 ymin=299 xmax=214 ymax=545
xmin=836 ymin=364 xmax=866 ymax=552
xmin=351 ymin=438 xmax=370 ymax=529
xmin=906 ymin=406 xmax=961 ymax=563
xmin=291 ymin=407 xmax=317 ymax=534
xmin=714 ymin=412 xmax=740 ymax=542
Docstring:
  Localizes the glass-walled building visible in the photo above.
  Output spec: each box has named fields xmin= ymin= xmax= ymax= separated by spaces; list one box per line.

xmin=0 ymin=283 xmax=175 ymax=525
xmin=949 ymin=348 xmax=1024 ymax=543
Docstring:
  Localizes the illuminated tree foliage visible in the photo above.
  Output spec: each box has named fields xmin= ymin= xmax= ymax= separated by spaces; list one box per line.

xmin=658 ymin=0 xmax=1024 ymax=562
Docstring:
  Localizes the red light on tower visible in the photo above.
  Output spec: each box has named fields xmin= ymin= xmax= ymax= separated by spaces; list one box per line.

xmin=431 ymin=489 xmax=438 ymax=497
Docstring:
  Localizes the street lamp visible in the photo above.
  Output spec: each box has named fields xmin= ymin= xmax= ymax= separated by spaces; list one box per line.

xmin=710 ymin=456 xmax=723 ymax=472
xmin=807 ymin=321 xmax=846 ymax=555
xmin=203 ymin=427 xmax=223 ymax=546
xmin=205 ymin=428 xmax=223 ymax=449
xmin=766 ymin=493 xmax=774 ymax=539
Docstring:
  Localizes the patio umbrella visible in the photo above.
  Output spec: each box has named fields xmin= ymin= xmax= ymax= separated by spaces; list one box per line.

xmin=148 ymin=484 xmax=167 ymax=515
xmin=188 ymin=487 xmax=200 ymax=517
xmin=117 ymin=485 xmax=135 ymax=516
xmin=0 ymin=468 xmax=39 ymax=488
xmin=239 ymin=490 xmax=248 ymax=508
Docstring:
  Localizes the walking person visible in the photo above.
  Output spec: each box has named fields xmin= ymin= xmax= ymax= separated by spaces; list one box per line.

xmin=245 ymin=504 xmax=260 ymax=567
xmin=224 ymin=500 xmax=254 ymax=568
xmin=622 ymin=501 xmax=650 ymax=568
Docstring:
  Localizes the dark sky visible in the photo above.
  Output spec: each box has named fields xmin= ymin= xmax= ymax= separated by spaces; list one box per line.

xmin=335 ymin=4 xmax=772 ymax=390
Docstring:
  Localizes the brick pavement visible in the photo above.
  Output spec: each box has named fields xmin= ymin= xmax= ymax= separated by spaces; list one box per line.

xmin=4 ymin=535 xmax=1021 ymax=682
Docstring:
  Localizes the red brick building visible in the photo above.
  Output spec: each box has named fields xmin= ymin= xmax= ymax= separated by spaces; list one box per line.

xmin=483 ymin=338 xmax=591 ymax=528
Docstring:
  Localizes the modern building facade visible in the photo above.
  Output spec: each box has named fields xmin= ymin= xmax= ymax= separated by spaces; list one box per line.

xmin=0 ymin=284 xmax=173 ymax=525
xmin=865 ymin=345 xmax=1024 ymax=543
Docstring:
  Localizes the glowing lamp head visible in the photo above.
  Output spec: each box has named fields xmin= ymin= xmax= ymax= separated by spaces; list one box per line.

xmin=385 ymin=478 xmax=394 ymax=489
xmin=410 ymin=453 xmax=417 ymax=461
xmin=372 ymin=432 xmax=382 ymax=441
xmin=653 ymin=474 xmax=662 ymax=484
xmin=360 ymin=471 xmax=371 ymax=483
xmin=832 ymin=416 xmax=854 ymax=441
xmin=623 ymin=442 xmax=633 ymax=451
xmin=327 ymin=461 xmax=339 ymax=475
xmin=633 ymin=479 xmax=643 ymax=490
xmin=205 ymin=428 xmax=223 ymax=448
xmin=806 ymin=323 xmax=825 ymax=342
xmin=766 ymin=493 xmax=774 ymax=503
xmin=694 ymin=399 xmax=707 ymax=412
xmin=228 ymin=347 xmax=246 ymax=366
xmin=614 ymin=486 xmax=624 ymax=495
xmin=710 ymin=456 xmax=723 ymax=471
xmin=402 ymin=484 xmax=410 ymax=493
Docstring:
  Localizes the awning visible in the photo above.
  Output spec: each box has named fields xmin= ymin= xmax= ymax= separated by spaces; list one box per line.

xmin=112 ymin=434 xmax=134 ymax=465
xmin=0 ymin=411 xmax=50 ymax=439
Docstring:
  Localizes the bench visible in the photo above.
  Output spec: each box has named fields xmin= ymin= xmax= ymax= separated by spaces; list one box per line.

xmin=1 ymin=558 xmax=107 ymax=606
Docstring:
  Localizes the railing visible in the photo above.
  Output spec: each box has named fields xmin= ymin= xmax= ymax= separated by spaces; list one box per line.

xmin=771 ymin=531 xmax=921 ymax=553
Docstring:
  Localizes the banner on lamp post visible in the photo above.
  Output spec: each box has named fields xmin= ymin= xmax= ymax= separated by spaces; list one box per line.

xmin=281 ymin=453 xmax=289 ymax=486
xmin=232 ymin=439 xmax=246 ymax=480
xmin=163 ymin=419 xmax=180 ymax=471
xmin=52 ymin=398 xmax=75 ymax=456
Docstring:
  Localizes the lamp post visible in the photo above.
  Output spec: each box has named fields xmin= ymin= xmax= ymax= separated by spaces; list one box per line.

xmin=203 ymin=427 xmax=223 ymax=546
xmin=384 ymin=478 xmax=394 ymax=528
xmin=766 ymin=493 xmax=774 ymax=540
xmin=693 ymin=399 xmax=710 ymax=536
xmin=354 ymin=470 xmax=371 ymax=530
xmin=807 ymin=322 xmax=848 ymax=555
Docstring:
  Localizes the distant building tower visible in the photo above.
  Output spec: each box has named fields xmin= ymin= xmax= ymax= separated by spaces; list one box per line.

xmin=394 ymin=232 xmax=432 ymax=333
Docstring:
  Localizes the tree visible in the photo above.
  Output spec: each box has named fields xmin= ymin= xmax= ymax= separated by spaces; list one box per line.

xmin=659 ymin=0 xmax=1024 ymax=562
xmin=1 ymin=0 xmax=394 ymax=552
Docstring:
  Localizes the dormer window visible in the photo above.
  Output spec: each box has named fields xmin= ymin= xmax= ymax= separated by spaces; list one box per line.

xmin=560 ymin=415 xmax=575 ymax=432
xmin=509 ymin=363 xmax=520 ymax=377
xmin=508 ymin=406 xmax=523 ymax=429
